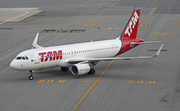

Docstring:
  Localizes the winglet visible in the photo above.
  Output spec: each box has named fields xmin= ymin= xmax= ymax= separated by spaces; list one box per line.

xmin=153 ymin=44 xmax=163 ymax=57
xmin=32 ymin=33 xmax=44 ymax=49
xmin=33 ymin=33 xmax=39 ymax=45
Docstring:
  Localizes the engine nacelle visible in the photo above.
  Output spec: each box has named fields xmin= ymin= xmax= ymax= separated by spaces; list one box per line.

xmin=71 ymin=64 xmax=90 ymax=75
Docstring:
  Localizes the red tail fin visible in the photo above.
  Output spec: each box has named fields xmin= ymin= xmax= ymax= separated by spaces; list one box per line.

xmin=120 ymin=9 xmax=141 ymax=39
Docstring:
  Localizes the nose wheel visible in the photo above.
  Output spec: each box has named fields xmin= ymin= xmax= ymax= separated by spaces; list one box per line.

xmin=29 ymin=75 xmax=34 ymax=80
xmin=29 ymin=70 xmax=34 ymax=80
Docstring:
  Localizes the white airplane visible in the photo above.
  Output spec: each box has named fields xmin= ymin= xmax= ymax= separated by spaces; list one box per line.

xmin=10 ymin=9 xmax=163 ymax=80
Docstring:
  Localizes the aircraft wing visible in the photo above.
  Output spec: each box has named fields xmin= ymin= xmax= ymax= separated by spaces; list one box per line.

xmin=68 ymin=44 xmax=163 ymax=64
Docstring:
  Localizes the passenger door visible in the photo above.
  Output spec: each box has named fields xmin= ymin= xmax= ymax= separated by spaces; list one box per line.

xmin=34 ymin=53 xmax=41 ymax=64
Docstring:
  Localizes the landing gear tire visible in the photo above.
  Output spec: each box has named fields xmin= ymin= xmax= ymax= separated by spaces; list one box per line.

xmin=61 ymin=67 xmax=69 ymax=72
xmin=88 ymin=68 xmax=95 ymax=75
xmin=29 ymin=70 xmax=34 ymax=80
xmin=29 ymin=76 xmax=33 ymax=80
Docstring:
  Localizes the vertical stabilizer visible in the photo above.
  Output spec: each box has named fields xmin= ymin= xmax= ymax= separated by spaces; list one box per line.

xmin=120 ymin=9 xmax=141 ymax=39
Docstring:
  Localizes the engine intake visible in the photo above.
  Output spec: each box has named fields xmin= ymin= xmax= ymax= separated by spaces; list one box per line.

xmin=71 ymin=64 xmax=90 ymax=75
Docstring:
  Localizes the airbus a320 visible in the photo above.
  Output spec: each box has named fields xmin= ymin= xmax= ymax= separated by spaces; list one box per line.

xmin=10 ymin=9 xmax=163 ymax=80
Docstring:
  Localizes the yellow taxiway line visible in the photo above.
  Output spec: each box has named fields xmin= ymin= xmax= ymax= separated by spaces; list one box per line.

xmin=72 ymin=0 xmax=163 ymax=110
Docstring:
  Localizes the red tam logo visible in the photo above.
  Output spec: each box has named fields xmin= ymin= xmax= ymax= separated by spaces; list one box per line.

xmin=125 ymin=11 xmax=139 ymax=37
xmin=39 ymin=50 xmax=62 ymax=62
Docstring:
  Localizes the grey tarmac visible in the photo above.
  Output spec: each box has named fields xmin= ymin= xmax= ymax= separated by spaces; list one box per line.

xmin=0 ymin=0 xmax=180 ymax=111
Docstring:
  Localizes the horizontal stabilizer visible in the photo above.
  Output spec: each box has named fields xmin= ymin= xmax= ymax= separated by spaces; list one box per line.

xmin=32 ymin=33 xmax=44 ymax=49
xmin=130 ymin=41 xmax=161 ymax=47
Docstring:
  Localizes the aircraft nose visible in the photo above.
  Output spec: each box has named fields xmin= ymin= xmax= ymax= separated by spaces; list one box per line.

xmin=10 ymin=60 xmax=18 ymax=70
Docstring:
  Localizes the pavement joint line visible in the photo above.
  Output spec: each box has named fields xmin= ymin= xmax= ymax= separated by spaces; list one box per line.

xmin=72 ymin=0 xmax=163 ymax=110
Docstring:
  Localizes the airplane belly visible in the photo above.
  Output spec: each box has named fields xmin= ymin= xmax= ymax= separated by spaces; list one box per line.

xmin=42 ymin=61 xmax=57 ymax=68
xmin=58 ymin=59 xmax=72 ymax=67
xmin=30 ymin=61 xmax=58 ymax=70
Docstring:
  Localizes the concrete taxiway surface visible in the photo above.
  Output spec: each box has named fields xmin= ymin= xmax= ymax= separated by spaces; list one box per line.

xmin=0 ymin=0 xmax=180 ymax=111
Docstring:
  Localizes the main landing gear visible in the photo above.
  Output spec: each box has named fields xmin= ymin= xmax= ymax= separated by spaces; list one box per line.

xmin=61 ymin=67 xmax=69 ymax=72
xmin=29 ymin=70 xmax=34 ymax=80
xmin=88 ymin=68 xmax=95 ymax=75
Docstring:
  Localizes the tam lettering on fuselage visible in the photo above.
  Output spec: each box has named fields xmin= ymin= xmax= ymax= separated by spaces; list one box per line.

xmin=125 ymin=11 xmax=139 ymax=36
xmin=39 ymin=50 xmax=62 ymax=62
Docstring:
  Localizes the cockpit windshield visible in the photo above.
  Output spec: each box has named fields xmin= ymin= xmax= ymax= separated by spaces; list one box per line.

xmin=16 ymin=57 xmax=22 ymax=60
xmin=16 ymin=56 xmax=29 ymax=60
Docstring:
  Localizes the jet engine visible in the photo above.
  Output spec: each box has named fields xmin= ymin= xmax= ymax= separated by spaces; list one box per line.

xmin=71 ymin=64 xmax=90 ymax=75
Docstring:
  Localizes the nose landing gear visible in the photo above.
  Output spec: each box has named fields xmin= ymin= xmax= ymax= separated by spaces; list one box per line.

xmin=29 ymin=70 xmax=34 ymax=80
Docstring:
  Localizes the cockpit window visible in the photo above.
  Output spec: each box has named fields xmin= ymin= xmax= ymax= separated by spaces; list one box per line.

xmin=16 ymin=57 xmax=22 ymax=60
xmin=25 ymin=56 xmax=29 ymax=60
xmin=16 ymin=56 xmax=29 ymax=60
